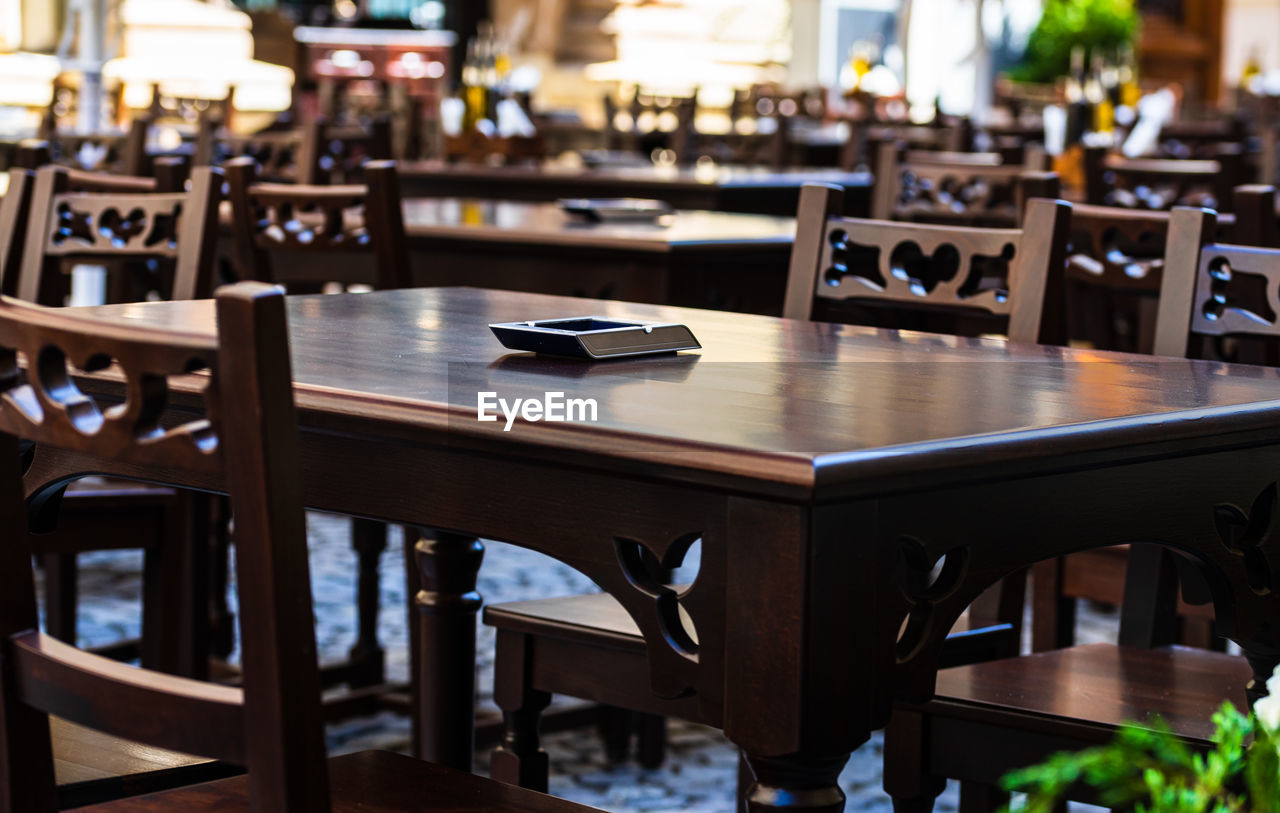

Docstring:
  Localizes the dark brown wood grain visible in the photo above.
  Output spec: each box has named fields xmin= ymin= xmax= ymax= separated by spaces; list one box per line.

xmin=53 ymin=286 xmax=1280 ymax=499
xmin=82 ymin=750 xmax=601 ymax=812
xmin=41 ymin=285 xmax=1280 ymax=812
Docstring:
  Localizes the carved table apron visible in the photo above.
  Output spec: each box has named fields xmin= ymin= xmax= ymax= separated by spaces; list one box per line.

xmin=24 ymin=287 xmax=1280 ymax=813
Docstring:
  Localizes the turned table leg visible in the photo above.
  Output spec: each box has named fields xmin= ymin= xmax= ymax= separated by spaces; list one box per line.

xmin=347 ymin=518 xmax=388 ymax=687
xmin=412 ymin=529 xmax=484 ymax=770
xmin=743 ymin=751 xmax=850 ymax=813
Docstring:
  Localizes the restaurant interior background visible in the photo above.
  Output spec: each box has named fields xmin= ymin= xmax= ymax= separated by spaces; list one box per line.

xmin=2 ymin=0 xmax=1278 ymax=156
xmin=6 ymin=2 xmax=1280 ymax=813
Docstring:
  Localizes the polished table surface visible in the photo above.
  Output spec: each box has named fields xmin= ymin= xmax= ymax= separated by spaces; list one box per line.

xmin=66 ymin=287 xmax=1280 ymax=496
xmin=41 ymin=287 xmax=1280 ymax=811
xmin=397 ymin=198 xmax=796 ymax=252
xmin=397 ymin=161 xmax=872 ymax=189
xmin=219 ymin=197 xmax=796 ymax=253
xmin=394 ymin=161 xmax=873 ymax=216
xmin=217 ymin=198 xmax=796 ymax=311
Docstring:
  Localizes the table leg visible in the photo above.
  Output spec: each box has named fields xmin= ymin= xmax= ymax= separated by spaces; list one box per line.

xmin=412 ymin=529 xmax=484 ymax=769
xmin=742 ymin=751 xmax=851 ymax=813
xmin=347 ymin=518 xmax=388 ymax=687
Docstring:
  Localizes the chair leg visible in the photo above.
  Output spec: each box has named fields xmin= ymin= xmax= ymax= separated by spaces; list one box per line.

xmin=736 ymin=750 xmax=754 ymax=813
xmin=599 ymin=706 xmax=635 ymax=763
xmin=347 ymin=517 xmax=387 ymax=687
xmin=141 ymin=491 xmax=209 ymax=677
xmin=42 ymin=553 xmax=78 ymax=645
xmin=958 ymin=781 xmax=1008 ymax=813
xmin=884 ymin=707 xmax=946 ymax=813
xmin=636 ymin=713 xmax=667 ymax=769
xmin=209 ymin=496 xmax=235 ymax=660
xmin=490 ymin=629 xmax=552 ymax=792
xmin=1030 ymin=558 xmax=1075 ymax=651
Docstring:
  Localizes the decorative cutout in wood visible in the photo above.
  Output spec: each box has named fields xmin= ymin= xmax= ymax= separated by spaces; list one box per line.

xmin=45 ymin=193 xmax=184 ymax=258
xmin=614 ymin=533 xmax=702 ymax=660
xmin=1191 ymin=244 xmax=1280 ymax=336
xmin=247 ymin=186 xmax=370 ymax=252
xmin=1065 ymin=214 xmax=1167 ymax=292
xmin=817 ymin=218 xmax=1020 ymax=314
xmin=1103 ymin=161 xmax=1221 ymax=211
xmin=894 ymin=536 xmax=969 ymax=662
xmin=215 ymin=133 xmax=304 ymax=181
xmin=893 ymin=164 xmax=1024 ymax=223
xmin=1214 ymin=483 xmax=1277 ymax=595
xmin=0 ymin=301 xmax=221 ymax=475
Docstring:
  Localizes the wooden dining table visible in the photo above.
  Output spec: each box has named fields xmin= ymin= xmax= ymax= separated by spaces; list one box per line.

xmin=222 ymin=199 xmax=798 ymax=314
xmin=32 ymin=286 xmax=1280 ymax=812
xmin=394 ymin=160 xmax=873 ymax=217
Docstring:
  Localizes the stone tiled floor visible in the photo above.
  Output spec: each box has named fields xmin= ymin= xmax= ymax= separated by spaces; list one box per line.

xmin=63 ymin=514 xmax=1120 ymax=813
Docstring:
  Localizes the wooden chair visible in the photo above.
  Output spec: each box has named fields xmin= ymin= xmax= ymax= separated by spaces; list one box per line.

xmin=481 ymin=188 xmax=1072 ymax=801
xmin=196 ymin=117 xmax=392 ymax=185
xmin=20 ymin=117 xmax=151 ymax=178
xmin=15 ymin=164 xmax=220 ymax=307
xmin=224 ymin=157 xmax=409 ymax=291
xmin=1060 ymin=186 xmax=1278 ymax=356
xmin=871 ymin=140 xmax=1060 ymax=228
xmin=223 ymin=155 xmax=408 ymax=696
xmin=1083 ymin=144 xmax=1245 ymax=212
xmin=881 ymin=205 xmax=1276 ymax=813
xmin=0 ymin=164 xmax=223 ymax=684
xmin=0 ymin=283 xmax=601 ymax=813
xmin=1033 ymin=187 xmax=1280 ymax=654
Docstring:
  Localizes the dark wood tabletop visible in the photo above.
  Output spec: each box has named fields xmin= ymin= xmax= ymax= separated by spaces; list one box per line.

xmin=394 ymin=161 xmax=873 ymax=216
xmin=65 ymin=287 xmax=1280 ymax=497
xmin=397 ymin=198 xmax=796 ymax=252
xmin=37 ymin=286 xmax=1280 ymax=812
xmin=216 ymin=198 xmax=796 ymax=312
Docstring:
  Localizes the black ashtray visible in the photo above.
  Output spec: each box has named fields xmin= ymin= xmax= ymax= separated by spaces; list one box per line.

xmin=558 ymin=198 xmax=674 ymax=223
xmin=489 ymin=317 xmax=701 ymax=360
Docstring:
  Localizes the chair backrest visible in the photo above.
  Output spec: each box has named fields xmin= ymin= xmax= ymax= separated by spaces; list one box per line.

xmin=784 ymin=183 xmax=1071 ymax=344
xmin=19 ymin=117 xmax=151 ymax=178
xmin=0 ymin=283 xmax=329 ymax=811
xmin=871 ymin=141 xmax=1061 ymax=227
xmin=1065 ymin=186 xmax=1277 ymax=295
xmin=224 ymin=157 xmax=410 ymax=291
xmin=14 ymin=164 xmax=222 ymax=306
xmin=1084 ymin=145 xmax=1244 ymax=212
xmin=198 ymin=117 xmax=392 ymax=186
xmin=1154 ymin=206 xmax=1280 ymax=358
xmin=0 ymin=160 xmax=195 ymax=299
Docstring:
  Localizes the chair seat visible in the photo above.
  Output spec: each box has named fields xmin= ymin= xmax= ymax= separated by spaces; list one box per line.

xmin=81 ymin=750 xmax=602 ymax=811
xmin=53 ymin=717 xmax=238 ymax=809
xmin=922 ymin=643 xmax=1251 ymax=745
xmin=484 ymin=592 xmax=643 ymax=649
xmin=484 ymin=589 xmax=697 ymax=650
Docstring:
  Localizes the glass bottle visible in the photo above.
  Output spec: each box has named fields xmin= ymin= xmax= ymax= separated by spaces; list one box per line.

xmin=1064 ymin=45 xmax=1089 ymax=144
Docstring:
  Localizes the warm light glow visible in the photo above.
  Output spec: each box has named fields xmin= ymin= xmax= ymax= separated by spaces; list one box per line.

xmin=104 ymin=0 xmax=295 ymax=113
xmin=0 ymin=52 xmax=61 ymax=107
xmin=586 ymin=0 xmax=790 ymax=98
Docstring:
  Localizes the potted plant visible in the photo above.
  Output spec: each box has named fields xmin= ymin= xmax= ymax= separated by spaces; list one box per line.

xmin=1009 ymin=0 xmax=1140 ymax=84
xmin=1003 ymin=668 xmax=1280 ymax=812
